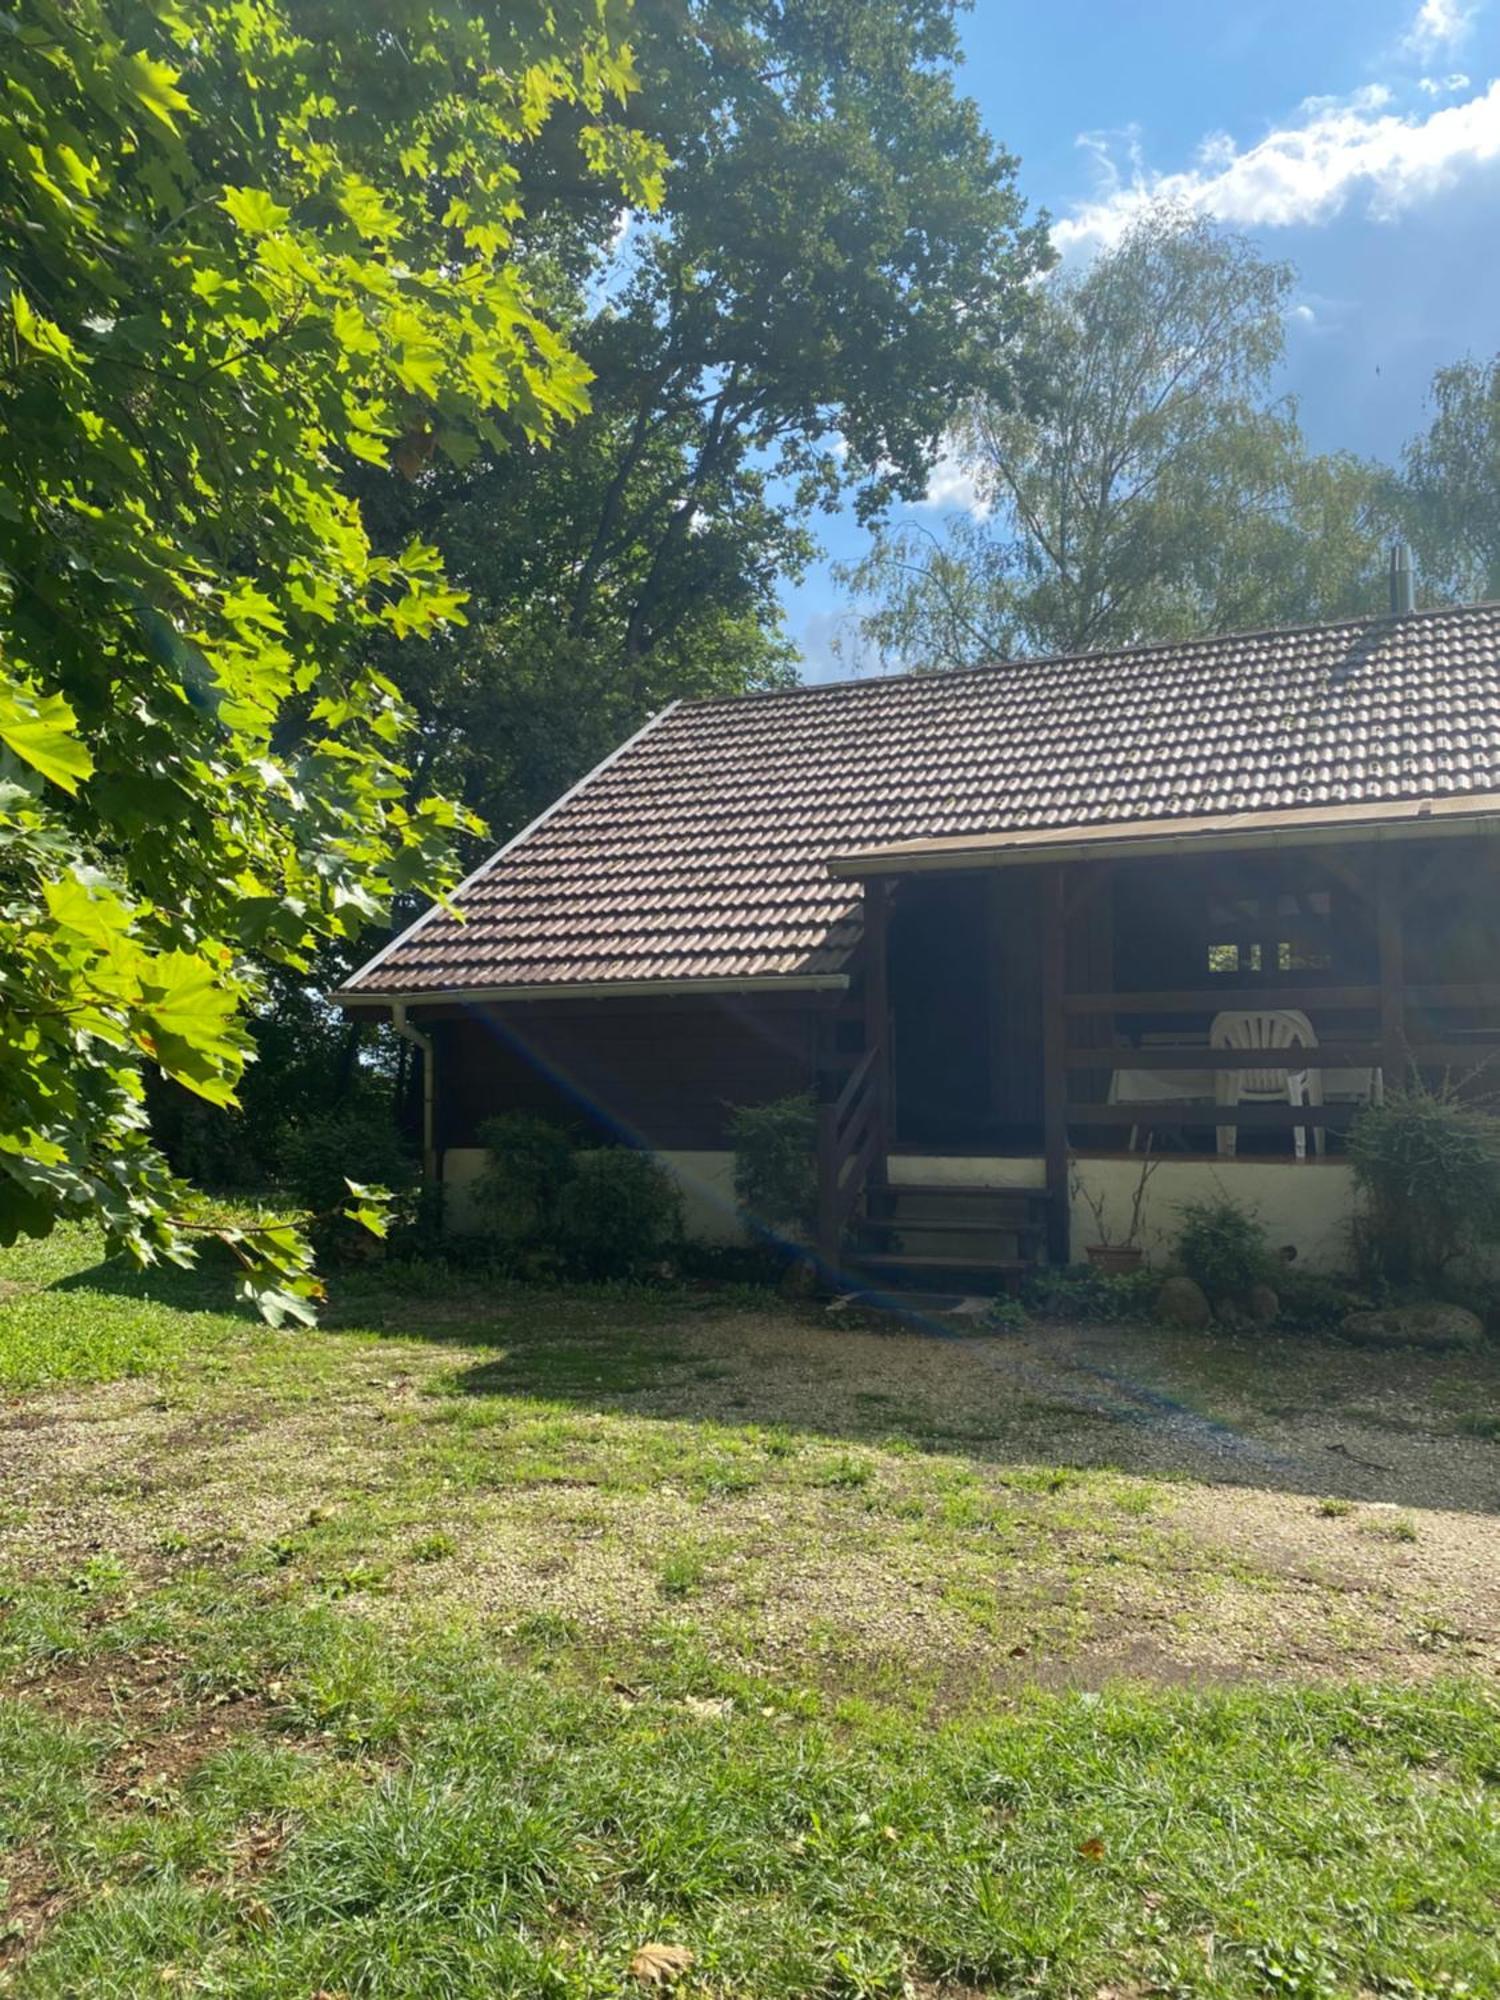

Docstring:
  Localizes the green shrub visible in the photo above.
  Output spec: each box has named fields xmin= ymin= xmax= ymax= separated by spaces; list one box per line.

xmin=473 ymin=1113 xmax=577 ymax=1248
xmin=1275 ymin=1269 xmax=1364 ymax=1335
xmin=387 ymin=1181 xmax=447 ymax=1261
xmin=1021 ymin=1264 xmax=1158 ymax=1324
xmin=556 ymin=1148 xmax=681 ymax=1278
xmin=1174 ymin=1196 xmax=1271 ymax=1302
xmin=727 ymin=1093 xmax=817 ymax=1238
xmin=278 ymin=1107 xmax=417 ymax=1240
xmin=1347 ymin=1083 xmax=1500 ymax=1287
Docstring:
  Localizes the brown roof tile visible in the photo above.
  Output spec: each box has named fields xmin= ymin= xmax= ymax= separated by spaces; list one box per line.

xmin=342 ymin=603 xmax=1500 ymax=996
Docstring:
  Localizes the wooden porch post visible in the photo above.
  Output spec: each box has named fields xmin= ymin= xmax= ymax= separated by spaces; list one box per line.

xmin=1041 ymin=863 xmax=1070 ymax=1264
xmin=864 ymin=877 xmax=891 ymax=1187
xmin=814 ymin=1000 xmax=840 ymax=1271
xmin=1376 ymin=844 xmax=1405 ymax=1090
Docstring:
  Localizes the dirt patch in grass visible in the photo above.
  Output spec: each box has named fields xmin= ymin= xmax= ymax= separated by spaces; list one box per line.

xmin=1166 ymin=1484 xmax=1500 ymax=1667
xmin=0 ymin=1367 xmax=420 ymax=1584
xmin=0 ymin=1643 xmax=278 ymax=1971
xmin=9 ymin=1641 xmax=274 ymax=1797
xmin=0 ymin=1844 xmax=71 ymax=1970
xmin=2 ymin=1299 xmax=1497 ymax=1701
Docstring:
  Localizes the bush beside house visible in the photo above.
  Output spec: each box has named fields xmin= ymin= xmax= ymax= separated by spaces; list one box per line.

xmin=468 ymin=1116 xmax=682 ymax=1279
xmin=1347 ymin=1083 xmax=1500 ymax=1289
xmin=726 ymin=1095 xmax=818 ymax=1242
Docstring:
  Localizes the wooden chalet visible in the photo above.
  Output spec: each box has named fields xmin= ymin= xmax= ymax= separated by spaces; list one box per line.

xmin=337 ymin=598 xmax=1500 ymax=1283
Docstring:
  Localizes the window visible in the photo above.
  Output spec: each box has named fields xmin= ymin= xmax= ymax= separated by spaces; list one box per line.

xmin=1206 ymin=882 xmax=1334 ymax=978
xmin=1208 ymin=942 xmax=1261 ymax=974
xmin=1278 ymin=940 xmax=1333 ymax=973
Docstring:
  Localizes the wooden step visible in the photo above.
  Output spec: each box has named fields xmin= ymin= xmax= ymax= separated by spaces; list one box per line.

xmin=843 ymin=1179 xmax=1052 ymax=1292
xmin=863 ymin=1202 xmax=1047 ymax=1239
xmin=848 ymin=1252 xmax=1032 ymax=1276
xmin=866 ymin=1198 xmax=1047 ymax=1223
xmin=864 ymin=1216 xmax=1040 ymax=1232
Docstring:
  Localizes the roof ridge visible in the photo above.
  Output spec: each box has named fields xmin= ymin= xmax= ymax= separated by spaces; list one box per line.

xmin=681 ymin=597 xmax=1500 ymax=711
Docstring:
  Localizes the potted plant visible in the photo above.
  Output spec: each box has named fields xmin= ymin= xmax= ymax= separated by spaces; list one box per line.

xmin=1072 ymin=1152 xmax=1160 ymax=1274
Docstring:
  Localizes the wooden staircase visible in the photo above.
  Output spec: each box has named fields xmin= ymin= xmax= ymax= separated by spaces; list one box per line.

xmin=843 ymin=1180 xmax=1051 ymax=1293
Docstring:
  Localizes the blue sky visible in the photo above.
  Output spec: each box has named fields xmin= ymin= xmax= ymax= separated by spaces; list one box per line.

xmin=789 ymin=0 xmax=1500 ymax=677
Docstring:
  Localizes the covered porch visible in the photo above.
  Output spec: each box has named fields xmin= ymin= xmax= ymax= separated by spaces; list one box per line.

xmin=815 ymin=800 xmax=1500 ymax=1275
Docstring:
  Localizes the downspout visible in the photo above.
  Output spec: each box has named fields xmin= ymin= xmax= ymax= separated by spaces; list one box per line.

xmin=391 ymin=1002 xmax=436 ymax=1182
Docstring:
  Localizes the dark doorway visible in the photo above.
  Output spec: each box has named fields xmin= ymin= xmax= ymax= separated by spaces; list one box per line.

xmin=888 ymin=872 xmax=1043 ymax=1151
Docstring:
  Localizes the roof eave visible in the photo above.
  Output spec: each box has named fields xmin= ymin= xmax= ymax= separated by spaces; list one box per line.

xmin=827 ymin=792 xmax=1500 ymax=879
xmin=334 ymin=971 xmax=852 ymax=1011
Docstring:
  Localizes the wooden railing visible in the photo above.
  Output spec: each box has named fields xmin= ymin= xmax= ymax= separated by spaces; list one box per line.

xmin=1062 ymin=984 xmax=1380 ymax=1015
xmin=1058 ymin=980 xmax=1500 ymax=1150
xmin=816 ymin=1041 xmax=885 ymax=1267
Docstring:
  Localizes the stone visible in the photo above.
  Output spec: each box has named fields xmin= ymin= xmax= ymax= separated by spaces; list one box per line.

xmin=1246 ymin=1283 xmax=1280 ymax=1325
xmin=1340 ymin=1302 xmax=1485 ymax=1350
xmin=1155 ymin=1274 xmax=1211 ymax=1330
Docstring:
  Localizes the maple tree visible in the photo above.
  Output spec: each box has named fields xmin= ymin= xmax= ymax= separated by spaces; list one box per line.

xmin=0 ymin=0 xmax=662 ymax=1317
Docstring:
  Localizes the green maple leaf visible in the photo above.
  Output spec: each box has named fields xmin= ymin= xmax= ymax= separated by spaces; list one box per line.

xmin=120 ymin=50 xmax=192 ymax=134
xmin=221 ymin=186 xmax=291 ymax=236
xmin=135 ymin=951 xmax=243 ymax=1106
xmin=0 ymin=686 xmax=94 ymax=794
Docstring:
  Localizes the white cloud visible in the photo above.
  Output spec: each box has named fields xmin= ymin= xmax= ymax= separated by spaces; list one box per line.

xmin=1418 ymin=69 xmax=1472 ymax=93
xmin=1056 ymin=76 xmax=1500 ymax=252
xmin=919 ymin=444 xmax=990 ymax=517
xmin=1404 ymin=0 xmax=1476 ymax=57
xmin=798 ymin=609 xmax=878 ymax=682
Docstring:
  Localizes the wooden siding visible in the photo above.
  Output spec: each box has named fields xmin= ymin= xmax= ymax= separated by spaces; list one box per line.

xmin=430 ymin=994 xmax=823 ymax=1152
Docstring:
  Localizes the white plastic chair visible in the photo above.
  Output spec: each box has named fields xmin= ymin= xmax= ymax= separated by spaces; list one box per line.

xmin=1210 ymin=1009 xmax=1323 ymax=1160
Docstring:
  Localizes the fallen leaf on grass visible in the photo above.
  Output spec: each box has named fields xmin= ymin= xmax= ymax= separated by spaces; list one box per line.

xmin=1077 ymin=1836 xmax=1106 ymax=1860
xmin=630 ymin=1942 xmax=695 ymax=1985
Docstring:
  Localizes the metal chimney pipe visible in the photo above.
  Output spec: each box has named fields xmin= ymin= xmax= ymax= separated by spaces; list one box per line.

xmin=1389 ymin=542 xmax=1415 ymax=615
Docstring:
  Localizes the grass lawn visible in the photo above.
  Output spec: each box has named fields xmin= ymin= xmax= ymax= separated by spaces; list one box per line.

xmin=1 ymin=1232 xmax=1498 ymax=1997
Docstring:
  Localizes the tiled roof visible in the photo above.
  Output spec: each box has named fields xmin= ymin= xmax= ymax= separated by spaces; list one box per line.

xmin=341 ymin=602 xmax=1500 ymax=995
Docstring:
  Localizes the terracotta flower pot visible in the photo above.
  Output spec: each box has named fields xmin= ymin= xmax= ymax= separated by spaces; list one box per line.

xmin=1085 ymin=1243 xmax=1143 ymax=1276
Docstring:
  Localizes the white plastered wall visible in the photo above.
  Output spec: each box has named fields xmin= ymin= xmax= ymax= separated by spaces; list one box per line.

xmin=440 ymin=1145 xmax=1358 ymax=1273
xmin=439 ymin=1147 xmax=488 ymax=1233
xmin=885 ymin=1152 xmax=1355 ymax=1272
xmin=1071 ymin=1156 xmax=1356 ymax=1273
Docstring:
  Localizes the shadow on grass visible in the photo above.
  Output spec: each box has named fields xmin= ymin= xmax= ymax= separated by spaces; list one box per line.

xmin=419 ymin=1289 xmax=1500 ymax=1516
xmin=52 ymin=1244 xmax=262 ymax=1319
xmin=42 ymin=1249 xmax=1500 ymax=1515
